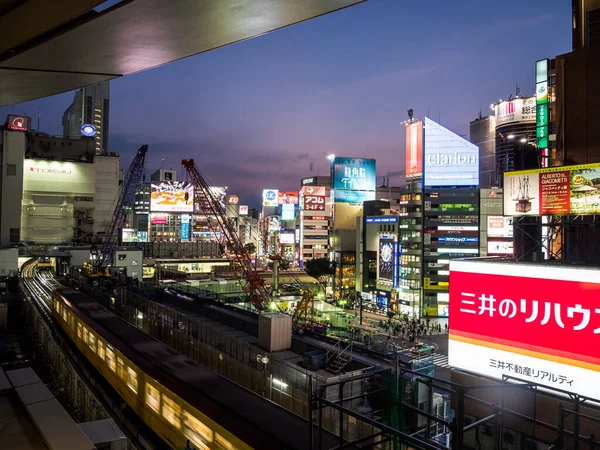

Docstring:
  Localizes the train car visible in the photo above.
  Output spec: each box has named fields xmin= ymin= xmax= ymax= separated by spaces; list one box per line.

xmin=51 ymin=289 xmax=336 ymax=450
xmin=38 ymin=256 xmax=52 ymax=270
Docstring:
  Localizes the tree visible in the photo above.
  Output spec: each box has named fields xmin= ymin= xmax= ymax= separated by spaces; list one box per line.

xmin=243 ymin=243 xmax=257 ymax=255
xmin=304 ymin=257 xmax=336 ymax=290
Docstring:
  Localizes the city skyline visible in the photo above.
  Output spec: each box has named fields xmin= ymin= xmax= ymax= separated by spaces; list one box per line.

xmin=0 ymin=0 xmax=571 ymax=208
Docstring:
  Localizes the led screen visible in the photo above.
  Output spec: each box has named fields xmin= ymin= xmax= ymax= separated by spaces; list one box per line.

xmin=423 ymin=117 xmax=479 ymax=187
xmin=281 ymin=203 xmax=295 ymax=221
xmin=405 ymin=120 xmax=423 ymax=178
xmin=278 ymin=191 xmax=299 ymax=204
xmin=449 ymin=260 xmax=600 ymax=400
xmin=332 ymin=157 xmax=376 ymax=204
xmin=151 ymin=182 xmax=194 ymax=212
xmin=378 ymin=237 xmax=395 ymax=283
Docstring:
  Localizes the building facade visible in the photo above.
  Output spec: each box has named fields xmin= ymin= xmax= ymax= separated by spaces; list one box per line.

xmin=470 ymin=115 xmax=496 ymax=187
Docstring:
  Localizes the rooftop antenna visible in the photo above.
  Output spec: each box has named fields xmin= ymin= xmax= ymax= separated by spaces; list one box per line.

xmin=516 ymin=84 xmax=520 ymax=97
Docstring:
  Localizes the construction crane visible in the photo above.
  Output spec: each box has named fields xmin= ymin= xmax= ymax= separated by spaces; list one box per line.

xmin=182 ymin=159 xmax=272 ymax=311
xmin=88 ymin=145 xmax=148 ymax=277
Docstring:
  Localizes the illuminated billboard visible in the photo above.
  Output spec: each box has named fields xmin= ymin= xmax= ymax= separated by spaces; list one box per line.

xmin=239 ymin=205 xmax=248 ymax=215
xmin=504 ymin=163 xmax=600 ymax=216
xmin=405 ymin=120 xmax=423 ymax=178
xmin=6 ymin=115 xmax=30 ymax=131
xmin=494 ymin=97 xmax=536 ymax=126
xmin=280 ymin=233 xmax=294 ymax=244
xmin=449 ymin=260 xmax=600 ymax=400
xmin=151 ymin=182 xmax=194 ymax=212
xmin=278 ymin=191 xmax=299 ymax=204
xmin=23 ymin=159 xmax=96 ymax=194
xmin=487 ymin=216 xmax=513 ymax=238
xmin=262 ymin=189 xmax=278 ymax=207
xmin=487 ymin=241 xmax=513 ymax=255
xmin=331 ymin=157 xmax=376 ymax=204
xmin=301 ymin=186 xmax=326 ymax=211
xmin=281 ymin=203 xmax=295 ymax=221
xmin=423 ymin=117 xmax=479 ymax=187
xmin=378 ymin=236 xmax=398 ymax=287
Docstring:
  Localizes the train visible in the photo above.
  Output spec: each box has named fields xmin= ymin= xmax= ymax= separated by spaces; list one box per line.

xmin=38 ymin=256 xmax=52 ymax=270
xmin=52 ymin=288 xmax=333 ymax=450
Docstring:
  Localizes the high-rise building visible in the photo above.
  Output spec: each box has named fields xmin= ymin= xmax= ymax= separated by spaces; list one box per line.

xmin=470 ymin=114 xmax=496 ymax=187
xmin=572 ymin=0 xmax=600 ymax=50
xmin=62 ymin=81 xmax=110 ymax=155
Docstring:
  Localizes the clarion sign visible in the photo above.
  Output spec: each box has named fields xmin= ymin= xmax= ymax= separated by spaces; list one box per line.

xmin=427 ymin=152 xmax=477 ymax=166
xmin=28 ymin=166 xmax=72 ymax=174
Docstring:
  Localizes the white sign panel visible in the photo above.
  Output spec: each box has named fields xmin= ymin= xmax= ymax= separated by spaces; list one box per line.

xmin=239 ymin=205 xmax=249 ymax=215
xmin=487 ymin=216 xmax=513 ymax=238
xmin=423 ymin=117 xmax=479 ymax=187
xmin=494 ymin=96 xmax=536 ymax=126
xmin=24 ymin=159 xmax=96 ymax=194
xmin=262 ymin=189 xmax=278 ymax=207
xmin=487 ymin=240 xmax=514 ymax=255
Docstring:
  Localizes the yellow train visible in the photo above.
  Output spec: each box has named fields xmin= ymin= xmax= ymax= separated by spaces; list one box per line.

xmin=52 ymin=289 xmax=322 ymax=450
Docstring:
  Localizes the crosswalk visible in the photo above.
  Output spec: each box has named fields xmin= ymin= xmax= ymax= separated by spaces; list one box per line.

xmin=395 ymin=348 xmax=452 ymax=368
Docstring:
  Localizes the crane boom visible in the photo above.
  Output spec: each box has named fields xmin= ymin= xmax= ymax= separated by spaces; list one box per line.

xmin=97 ymin=145 xmax=148 ymax=271
xmin=182 ymin=159 xmax=271 ymax=311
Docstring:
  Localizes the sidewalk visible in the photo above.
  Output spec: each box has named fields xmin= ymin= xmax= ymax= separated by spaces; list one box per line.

xmin=350 ymin=309 xmax=448 ymax=335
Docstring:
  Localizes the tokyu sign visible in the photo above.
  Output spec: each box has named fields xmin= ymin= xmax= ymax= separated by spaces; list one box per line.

xmin=449 ymin=260 xmax=600 ymax=400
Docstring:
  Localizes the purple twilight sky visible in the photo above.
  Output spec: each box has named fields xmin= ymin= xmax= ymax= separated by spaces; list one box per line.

xmin=0 ymin=0 xmax=572 ymax=208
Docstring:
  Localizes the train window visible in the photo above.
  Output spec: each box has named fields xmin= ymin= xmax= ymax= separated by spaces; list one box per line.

xmin=215 ymin=433 xmax=234 ymax=450
xmin=77 ymin=322 xmax=82 ymax=339
xmin=162 ymin=395 xmax=181 ymax=429
xmin=82 ymin=327 xmax=89 ymax=344
xmin=146 ymin=384 xmax=160 ymax=413
xmin=117 ymin=357 xmax=127 ymax=383
xmin=182 ymin=411 xmax=213 ymax=448
xmin=54 ymin=299 xmax=58 ymax=312
xmin=62 ymin=308 xmax=67 ymax=322
xmin=88 ymin=333 xmax=96 ymax=353
xmin=127 ymin=367 xmax=138 ymax=394
xmin=97 ymin=341 xmax=105 ymax=361
xmin=106 ymin=348 xmax=116 ymax=372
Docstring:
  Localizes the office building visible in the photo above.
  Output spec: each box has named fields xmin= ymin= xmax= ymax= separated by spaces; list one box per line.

xmin=62 ymin=81 xmax=110 ymax=155
xmin=470 ymin=114 xmax=496 ymax=187
xmin=299 ymin=176 xmax=331 ymax=263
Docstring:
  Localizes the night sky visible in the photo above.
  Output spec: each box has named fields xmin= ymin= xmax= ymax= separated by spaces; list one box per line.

xmin=0 ymin=0 xmax=571 ymax=208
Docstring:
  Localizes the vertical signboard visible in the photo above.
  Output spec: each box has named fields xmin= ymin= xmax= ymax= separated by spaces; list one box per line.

xmin=378 ymin=236 xmax=397 ymax=285
xmin=536 ymin=59 xmax=550 ymax=166
xmin=405 ymin=120 xmax=423 ymax=179
xmin=180 ymin=214 xmax=191 ymax=241
xmin=302 ymin=186 xmax=326 ymax=211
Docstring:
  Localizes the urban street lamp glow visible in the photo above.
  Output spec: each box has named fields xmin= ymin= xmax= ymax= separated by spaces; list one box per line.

xmin=507 ymin=134 xmax=515 ymax=139
xmin=520 ymin=138 xmax=527 ymax=143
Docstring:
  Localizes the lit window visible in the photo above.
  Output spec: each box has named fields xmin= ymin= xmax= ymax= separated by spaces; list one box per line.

xmin=215 ymin=434 xmax=234 ymax=450
xmin=146 ymin=384 xmax=161 ymax=413
xmin=106 ymin=348 xmax=116 ymax=371
xmin=82 ymin=327 xmax=89 ymax=344
xmin=127 ymin=367 xmax=138 ymax=394
xmin=77 ymin=322 xmax=82 ymax=339
xmin=62 ymin=308 xmax=67 ymax=322
xmin=182 ymin=411 xmax=213 ymax=448
xmin=162 ymin=395 xmax=181 ymax=429
xmin=88 ymin=333 xmax=96 ymax=353
xmin=117 ymin=357 xmax=127 ymax=383
xmin=97 ymin=341 xmax=105 ymax=361
xmin=132 ymin=260 xmax=138 ymax=266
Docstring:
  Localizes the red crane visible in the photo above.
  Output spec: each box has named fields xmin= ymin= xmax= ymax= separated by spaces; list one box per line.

xmin=181 ymin=159 xmax=271 ymax=311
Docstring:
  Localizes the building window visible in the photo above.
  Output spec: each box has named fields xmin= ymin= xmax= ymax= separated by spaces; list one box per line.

xmin=6 ymin=164 xmax=16 ymax=176
xmin=132 ymin=260 xmax=138 ymax=266
xmin=9 ymin=228 xmax=19 ymax=244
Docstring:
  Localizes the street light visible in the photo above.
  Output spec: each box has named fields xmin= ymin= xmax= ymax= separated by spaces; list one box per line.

xmin=520 ymin=138 xmax=527 ymax=143
xmin=507 ymin=134 xmax=515 ymax=139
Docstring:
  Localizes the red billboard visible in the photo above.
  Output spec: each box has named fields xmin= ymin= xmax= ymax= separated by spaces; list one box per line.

xmin=278 ymin=191 xmax=298 ymax=204
xmin=405 ymin=120 xmax=423 ymax=178
xmin=302 ymin=186 xmax=326 ymax=211
xmin=449 ymin=260 xmax=600 ymax=399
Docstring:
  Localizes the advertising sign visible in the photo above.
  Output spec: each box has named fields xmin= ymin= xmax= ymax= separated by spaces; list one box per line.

xmin=6 ymin=115 xmax=30 ymax=131
xmin=151 ymin=214 xmax=168 ymax=225
xmin=269 ymin=217 xmax=279 ymax=233
xmin=80 ymin=124 xmax=96 ymax=137
xmin=494 ymin=97 xmax=536 ymax=126
xmin=487 ymin=241 xmax=513 ymax=255
xmin=302 ymin=186 xmax=326 ymax=211
xmin=151 ymin=182 xmax=194 ymax=212
xmin=180 ymin=214 xmax=191 ymax=241
xmin=262 ymin=189 xmax=278 ymax=207
xmin=504 ymin=163 xmax=600 ymax=216
xmin=281 ymin=203 xmax=295 ymax=221
xmin=378 ymin=237 xmax=396 ymax=284
xmin=423 ymin=117 xmax=479 ymax=187
xmin=536 ymin=59 xmax=550 ymax=151
xmin=487 ymin=216 xmax=513 ymax=238
xmin=278 ymin=191 xmax=299 ymax=204
xmin=23 ymin=159 xmax=96 ymax=194
xmin=280 ymin=233 xmax=294 ymax=244
xmin=227 ymin=195 xmax=239 ymax=205
xmin=239 ymin=205 xmax=249 ymax=215
xmin=331 ymin=157 xmax=376 ymax=204
xmin=449 ymin=260 xmax=600 ymax=400
xmin=405 ymin=120 xmax=423 ymax=178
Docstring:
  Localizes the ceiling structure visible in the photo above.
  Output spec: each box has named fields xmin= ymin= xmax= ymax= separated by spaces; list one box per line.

xmin=0 ymin=0 xmax=365 ymax=106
